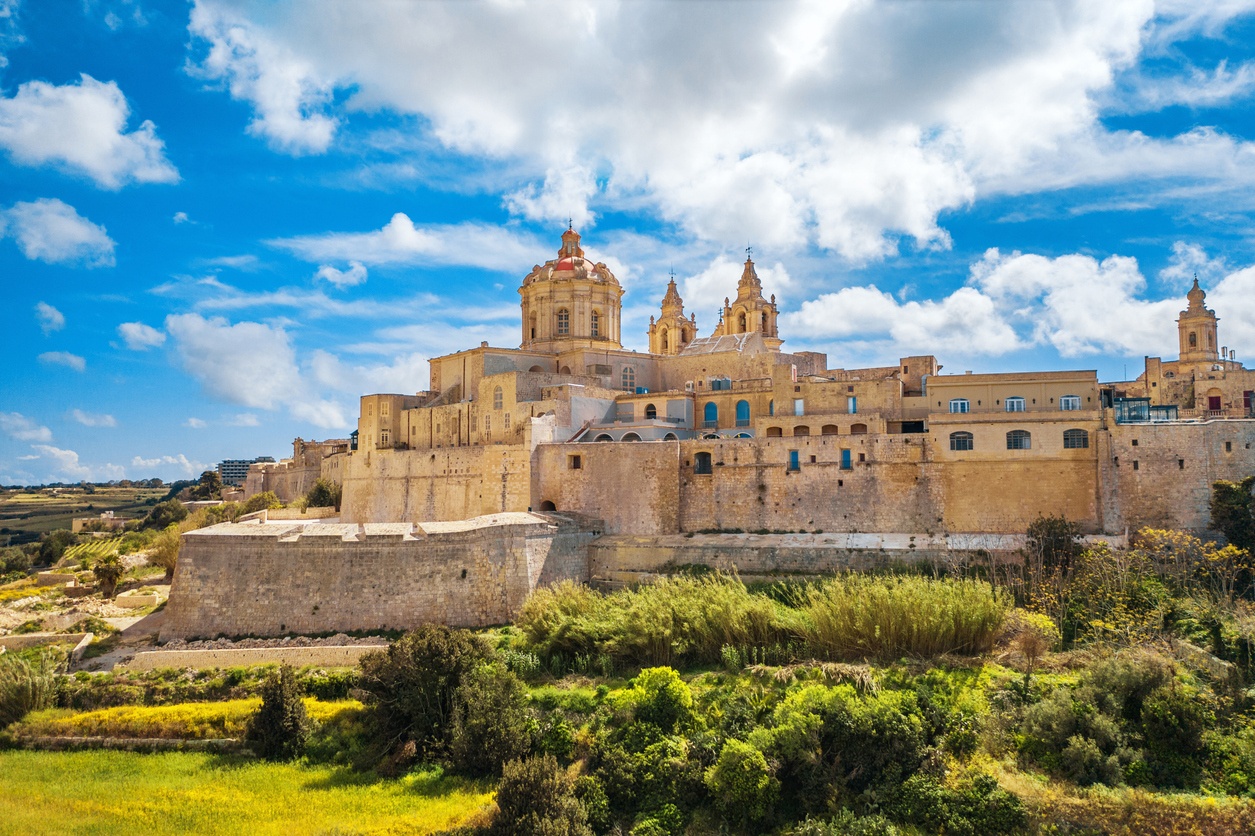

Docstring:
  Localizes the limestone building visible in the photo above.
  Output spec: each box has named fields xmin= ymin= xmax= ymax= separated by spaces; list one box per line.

xmin=274 ymin=230 xmax=1255 ymax=538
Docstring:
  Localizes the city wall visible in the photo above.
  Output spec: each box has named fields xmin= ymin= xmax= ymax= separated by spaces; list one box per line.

xmin=161 ymin=513 xmax=593 ymax=640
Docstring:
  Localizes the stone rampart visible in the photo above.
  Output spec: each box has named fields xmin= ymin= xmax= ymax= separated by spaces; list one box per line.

xmin=161 ymin=513 xmax=593 ymax=640
xmin=123 ymin=645 xmax=386 ymax=670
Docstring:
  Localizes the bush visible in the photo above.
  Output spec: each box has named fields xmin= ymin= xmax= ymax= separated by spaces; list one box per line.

xmin=357 ymin=626 xmax=490 ymax=756
xmin=705 ymin=739 xmax=779 ymax=828
xmin=38 ymin=529 xmax=77 ymax=565
xmin=246 ymin=665 xmax=311 ymax=761
xmin=627 ymin=667 xmax=696 ymax=735
xmin=304 ymin=479 xmax=342 ymax=510
xmin=786 ymin=811 xmax=902 ymax=835
xmin=491 ymin=754 xmax=592 ymax=836
xmin=0 ymin=649 xmax=64 ymax=728
xmin=147 ymin=525 xmax=180 ymax=581
xmin=885 ymin=772 xmax=1026 ymax=836
xmin=240 ymin=491 xmax=283 ymax=515
xmin=449 ymin=662 xmax=536 ymax=776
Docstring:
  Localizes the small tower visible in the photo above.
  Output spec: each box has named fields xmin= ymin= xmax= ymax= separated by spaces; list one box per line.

xmin=1177 ymin=276 xmax=1219 ymax=364
xmin=648 ymin=274 xmax=698 ymax=355
xmin=518 ymin=227 xmax=624 ymax=352
xmin=710 ymin=251 xmax=782 ymax=349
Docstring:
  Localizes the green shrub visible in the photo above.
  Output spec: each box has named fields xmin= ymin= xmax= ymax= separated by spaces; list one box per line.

xmin=357 ymin=625 xmax=490 ymax=757
xmin=704 ymin=739 xmax=778 ymax=828
xmin=786 ymin=811 xmax=902 ymax=835
xmin=245 ymin=664 xmax=310 ymax=761
xmin=491 ymin=754 xmax=592 ymax=836
xmin=627 ymin=667 xmax=696 ymax=735
xmin=142 ymin=499 xmax=187 ymax=531
xmin=885 ymin=772 xmax=1025 ymax=836
xmin=449 ymin=663 xmax=536 ymax=776
xmin=304 ymin=478 xmax=342 ymax=510
xmin=0 ymin=649 xmax=64 ymax=728
xmin=92 ymin=554 xmax=125 ymax=599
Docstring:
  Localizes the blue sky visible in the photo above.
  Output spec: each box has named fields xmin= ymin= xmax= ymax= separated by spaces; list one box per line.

xmin=4 ymin=0 xmax=1255 ymax=484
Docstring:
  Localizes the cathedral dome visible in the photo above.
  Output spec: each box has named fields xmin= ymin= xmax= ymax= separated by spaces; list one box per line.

xmin=523 ymin=228 xmax=620 ymax=286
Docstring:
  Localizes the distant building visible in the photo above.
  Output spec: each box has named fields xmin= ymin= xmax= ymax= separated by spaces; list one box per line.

xmin=217 ymin=457 xmax=275 ymax=487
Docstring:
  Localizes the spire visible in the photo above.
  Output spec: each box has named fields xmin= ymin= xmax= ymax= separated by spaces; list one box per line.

xmin=660 ymin=275 xmax=683 ymax=311
xmin=1186 ymin=274 xmax=1206 ymax=311
xmin=737 ymin=252 xmax=762 ymax=295
xmin=558 ymin=226 xmax=583 ymax=258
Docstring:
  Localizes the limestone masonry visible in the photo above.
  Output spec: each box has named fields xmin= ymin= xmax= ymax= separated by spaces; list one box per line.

xmin=166 ymin=228 xmax=1255 ymax=639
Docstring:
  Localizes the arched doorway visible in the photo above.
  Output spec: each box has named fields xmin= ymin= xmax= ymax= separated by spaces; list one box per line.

xmin=539 ymin=500 xmax=556 ymax=512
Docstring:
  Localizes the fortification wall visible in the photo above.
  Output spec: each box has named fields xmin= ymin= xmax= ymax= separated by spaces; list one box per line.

xmin=533 ymin=442 xmax=681 ymax=534
xmin=1104 ymin=420 xmax=1255 ymax=532
xmin=161 ymin=513 xmax=592 ymax=640
xmin=340 ymin=445 xmax=533 ymax=523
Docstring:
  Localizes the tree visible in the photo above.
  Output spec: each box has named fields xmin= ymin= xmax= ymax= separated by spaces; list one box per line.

xmin=37 ymin=529 xmax=77 ymax=566
xmin=449 ymin=662 xmax=536 ymax=776
xmin=0 ymin=649 xmax=64 ymax=728
xmin=189 ymin=470 xmax=223 ymax=501
xmin=143 ymin=499 xmax=188 ymax=530
xmin=491 ymin=754 xmax=592 ymax=836
xmin=147 ymin=525 xmax=181 ymax=582
xmin=93 ymin=553 xmax=126 ymax=599
xmin=304 ymin=478 xmax=342 ymax=510
xmin=1211 ymin=476 xmax=1255 ymax=553
xmin=357 ymin=625 xmax=491 ymax=755
xmin=240 ymin=491 xmax=283 ymax=514
xmin=246 ymin=664 xmax=311 ymax=761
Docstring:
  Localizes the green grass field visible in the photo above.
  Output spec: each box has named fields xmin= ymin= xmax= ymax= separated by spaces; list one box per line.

xmin=0 ymin=487 xmax=165 ymax=541
xmin=0 ymin=750 xmax=494 ymax=836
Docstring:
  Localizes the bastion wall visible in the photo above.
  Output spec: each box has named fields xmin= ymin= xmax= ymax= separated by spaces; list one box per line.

xmin=161 ymin=513 xmax=593 ymax=641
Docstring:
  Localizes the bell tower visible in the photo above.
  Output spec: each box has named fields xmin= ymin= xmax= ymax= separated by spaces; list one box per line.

xmin=1177 ymin=276 xmax=1219 ymax=364
xmin=648 ymin=274 xmax=698 ymax=355
xmin=710 ymin=251 xmax=783 ymax=349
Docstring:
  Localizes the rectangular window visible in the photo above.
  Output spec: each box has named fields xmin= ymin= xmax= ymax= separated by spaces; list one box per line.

xmin=1133 ymin=460 xmax=1139 ymax=471
xmin=949 ymin=399 xmax=969 ymax=414
xmin=380 ymin=429 xmax=390 ymax=445
xmin=568 ymin=455 xmax=581 ymax=470
xmin=794 ymin=399 xmax=804 ymax=416
xmin=1060 ymin=396 xmax=1081 ymax=411
xmin=1005 ymin=397 xmax=1026 ymax=412
xmin=484 ymin=416 xmax=491 ymax=434
xmin=858 ymin=453 xmax=866 ymax=463
xmin=840 ymin=449 xmax=852 ymax=470
xmin=1179 ymin=459 xmax=1185 ymax=470
xmin=381 ymin=401 xmax=389 ymax=417
xmin=1226 ymin=441 xmax=1233 ymax=452
xmin=788 ymin=450 xmax=800 ymax=471
xmin=847 ymin=396 xmax=857 ymax=414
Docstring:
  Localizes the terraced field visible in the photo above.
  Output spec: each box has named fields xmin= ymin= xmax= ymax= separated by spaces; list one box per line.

xmin=0 ymin=488 xmax=164 ymax=542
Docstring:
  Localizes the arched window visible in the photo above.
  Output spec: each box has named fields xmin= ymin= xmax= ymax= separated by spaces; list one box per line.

xmin=703 ymin=433 xmax=720 ymax=439
xmin=1063 ymin=429 xmax=1089 ymax=449
xmin=557 ymin=308 xmax=570 ymax=335
xmin=1060 ymin=395 xmax=1081 ymax=411
xmin=529 ymin=315 xmax=536 ymax=340
xmin=821 ymin=424 xmax=838 ymax=435
xmin=768 ymin=400 xmax=775 ymax=417
xmin=621 ymin=366 xmax=636 ymax=390
xmin=735 ymin=432 xmax=751 ymax=438
xmin=645 ymin=403 xmax=657 ymax=420
xmin=794 ymin=425 xmax=810 ymax=436
xmin=559 ymin=365 xmax=571 ymax=375
xmin=850 ymin=423 xmax=867 ymax=434
xmin=694 ymin=452 xmax=713 ymax=474
xmin=703 ymin=401 xmax=718 ymax=428
xmin=950 ymin=431 xmax=974 ymax=451
xmin=661 ymin=328 xmax=669 ymax=351
xmin=663 ymin=432 xmax=678 ymax=441
xmin=735 ymin=400 xmax=750 ymax=427
xmin=949 ymin=399 xmax=969 ymax=414
xmin=1190 ymin=332 xmax=1197 ymax=348
xmin=528 ymin=365 xmax=544 ymax=372
xmin=1005 ymin=397 xmax=1026 ymax=412
xmin=591 ymin=310 xmax=601 ymax=338
xmin=738 ymin=312 xmax=746 ymax=332
xmin=766 ymin=427 xmax=783 ymax=437
xmin=1007 ymin=430 xmax=1031 ymax=450
xmin=622 ymin=432 xmax=641 ymax=442
xmin=594 ymin=433 xmax=613 ymax=442
xmin=493 ymin=386 xmax=503 ymax=410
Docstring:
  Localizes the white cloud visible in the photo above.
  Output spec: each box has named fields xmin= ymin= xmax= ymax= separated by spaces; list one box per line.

xmin=203 ymin=253 xmax=260 ymax=270
xmin=2 ymin=199 xmax=115 ymax=267
xmin=30 ymin=444 xmax=124 ymax=481
xmin=184 ymin=417 xmax=207 ymax=429
xmin=35 ymin=301 xmax=64 ymax=334
xmin=38 ymin=351 xmax=86 ymax=372
xmin=0 ymin=412 xmax=52 ymax=443
xmin=173 ymin=211 xmax=190 ymax=224
xmin=130 ymin=453 xmax=204 ymax=478
xmin=308 ymin=349 xmax=429 ymax=396
xmin=1158 ymin=241 xmax=1228 ymax=289
xmin=270 ymin=214 xmax=543 ymax=271
xmin=227 ymin=413 xmax=260 ymax=427
xmin=71 ymin=409 xmax=117 ymax=427
xmin=0 ymin=73 xmax=177 ymax=188
xmin=682 ymin=254 xmax=793 ymax=326
xmin=183 ymin=1 xmax=1255 ymax=261
xmin=187 ymin=2 xmax=337 ymax=154
xmin=117 ymin=321 xmax=166 ymax=350
xmin=164 ymin=312 xmax=351 ymax=428
xmin=315 ymin=260 xmax=367 ymax=288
